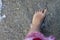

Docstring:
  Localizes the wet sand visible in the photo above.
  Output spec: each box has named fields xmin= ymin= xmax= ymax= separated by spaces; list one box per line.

xmin=0 ymin=0 xmax=60 ymax=40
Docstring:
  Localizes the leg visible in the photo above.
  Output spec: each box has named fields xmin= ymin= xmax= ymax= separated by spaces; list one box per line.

xmin=24 ymin=9 xmax=55 ymax=40
xmin=28 ymin=9 xmax=47 ymax=34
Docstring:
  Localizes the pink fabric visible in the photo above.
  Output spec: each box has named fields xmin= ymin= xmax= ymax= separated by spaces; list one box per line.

xmin=24 ymin=32 xmax=55 ymax=40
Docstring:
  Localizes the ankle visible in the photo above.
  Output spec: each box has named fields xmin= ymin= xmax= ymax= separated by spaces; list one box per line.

xmin=30 ymin=24 xmax=39 ymax=28
xmin=29 ymin=24 xmax=40 ymax=32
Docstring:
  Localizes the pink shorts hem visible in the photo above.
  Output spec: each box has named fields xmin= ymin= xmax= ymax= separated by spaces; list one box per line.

xmin=24 ymin=31 xmax=55 ymax=40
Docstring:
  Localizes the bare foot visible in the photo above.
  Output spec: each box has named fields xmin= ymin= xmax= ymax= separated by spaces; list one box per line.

xmin=28 ymin=9 xmax=47 ymax=33
xmin=32 ymin=9 xmax=47 ymax=27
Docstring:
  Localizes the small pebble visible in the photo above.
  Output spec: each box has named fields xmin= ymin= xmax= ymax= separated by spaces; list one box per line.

xmin=0 ymin=15 xmax=6 ymax=22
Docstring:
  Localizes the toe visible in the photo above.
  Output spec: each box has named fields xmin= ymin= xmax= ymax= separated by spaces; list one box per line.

xmin=43 ymin=8 xmax=47 ymax=14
